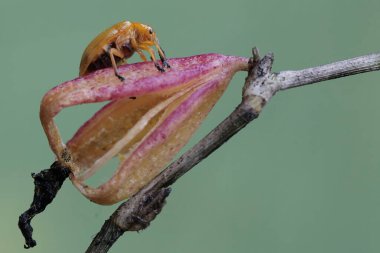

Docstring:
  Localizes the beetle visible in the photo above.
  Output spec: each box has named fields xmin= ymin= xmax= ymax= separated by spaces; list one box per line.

xmin=79 ymin=20 xmax=170 ymax=81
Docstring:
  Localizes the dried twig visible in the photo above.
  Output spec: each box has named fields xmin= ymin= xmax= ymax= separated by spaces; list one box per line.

xmin=85 ymin=48 xmax=380 ymax=253
xmin=18 ymin=162 xmax=70 ymax=249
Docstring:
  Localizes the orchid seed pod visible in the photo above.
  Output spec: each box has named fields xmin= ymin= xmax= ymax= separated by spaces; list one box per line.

xmin=40 ymin=54 xmax=248 ymax=205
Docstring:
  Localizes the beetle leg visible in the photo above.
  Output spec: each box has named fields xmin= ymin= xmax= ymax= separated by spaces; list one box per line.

xmin=131 ymin=38 xmax=165 ymax=72
xmin=155 ymin=42 xmax=171 ymax=69
xmin=107 ymin=48 xmax=125 ymax=81
xmin=145 ymin=47 xmax=165 ymax=72
xmin=136 ymin=50 xmax=148 ymax=62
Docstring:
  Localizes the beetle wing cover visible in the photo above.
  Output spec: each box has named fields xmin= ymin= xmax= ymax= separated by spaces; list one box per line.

xmin=40 ymin=54 xmax=248 ymax=204
xmin=79 ymin=20 xmax=132 ymax=76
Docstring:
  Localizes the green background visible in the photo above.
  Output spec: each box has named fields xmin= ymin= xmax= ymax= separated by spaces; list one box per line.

xmin=1 ymin=0 xmax=380 ymax=252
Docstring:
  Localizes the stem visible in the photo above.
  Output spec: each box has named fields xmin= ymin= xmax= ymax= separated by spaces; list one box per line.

xmin=277 ymin=53 xmax=380 ymax=89
xmin=86 ymin=50 xmax=380 ymax=253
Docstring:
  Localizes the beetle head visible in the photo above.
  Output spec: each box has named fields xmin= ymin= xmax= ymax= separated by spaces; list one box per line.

xmin=133 ymin=23 xmax=156 ymax=44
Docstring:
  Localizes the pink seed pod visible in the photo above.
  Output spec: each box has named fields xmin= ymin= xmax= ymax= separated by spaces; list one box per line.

xmin=40 ymin=54 xmax=248 ymax=205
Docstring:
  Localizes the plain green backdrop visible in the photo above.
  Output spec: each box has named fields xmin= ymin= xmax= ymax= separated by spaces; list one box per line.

xmin=1 ymin=0 xmax=380 ymax=252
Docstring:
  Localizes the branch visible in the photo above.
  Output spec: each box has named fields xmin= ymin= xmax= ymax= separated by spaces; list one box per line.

xmin=86 ymin=49 xmax=380 ymax=253
xmin=278 ymin=53 xmax=380 ymax=89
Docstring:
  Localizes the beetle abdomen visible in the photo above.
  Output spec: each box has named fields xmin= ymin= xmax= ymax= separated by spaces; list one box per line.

xmin=85 ymin=52 xmax=122 ymax=76
xmin=81 ymin=44 xmax=134 ymax=76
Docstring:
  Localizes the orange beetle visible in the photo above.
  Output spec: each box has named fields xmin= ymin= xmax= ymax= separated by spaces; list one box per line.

xmin=79 ymin=20 xmax=170 ymax=81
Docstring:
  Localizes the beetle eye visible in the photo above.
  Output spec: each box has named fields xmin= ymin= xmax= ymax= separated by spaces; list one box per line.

xmin=149 ymin=29 xmax=153 ymax=34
